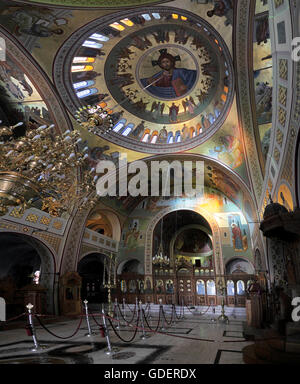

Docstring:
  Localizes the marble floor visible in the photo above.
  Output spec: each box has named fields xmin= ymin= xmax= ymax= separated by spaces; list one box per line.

xmin=0 ymin=308 xmax=253 ymax=365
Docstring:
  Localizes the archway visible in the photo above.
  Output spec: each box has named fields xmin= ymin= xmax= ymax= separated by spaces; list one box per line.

xmin=225 ymin=257 xmax=255 ymax=307
xmin=0 ymin=232 xmax=56 ymax=316
xmin=85 ymin=209 xmax=121 ymax=241
xmin=77 ymin=253 xmax=108 ymax=304
xmin=149 ymin=209 xmax=219 ymax=305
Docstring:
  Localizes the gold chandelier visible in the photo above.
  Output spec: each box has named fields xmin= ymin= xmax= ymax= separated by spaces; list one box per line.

xmin=153 ymin=216 xmax=170 ymax=266
xmin=0 ymin=121 xmax=99 ymax=217
xmin=75 ymin=104 xmax=114 ymax=135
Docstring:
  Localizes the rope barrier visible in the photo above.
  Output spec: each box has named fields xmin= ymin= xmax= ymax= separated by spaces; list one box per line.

xmin=0 ymin=312 xmax=26 ymax=324
xmin=161 ymin=306 xmax=174 ymax=326
xmin=107 ymin=309 xmax=140 ymax=343
xmin=142 ymin=306 xmax=162 ymax=332
xmin=34 ymin=313 xmax=83 ymax=340
xmin=117 ymin=303 xmax=137 ymax=324
xmin=174 ymin=304 xmax=184 ymax=320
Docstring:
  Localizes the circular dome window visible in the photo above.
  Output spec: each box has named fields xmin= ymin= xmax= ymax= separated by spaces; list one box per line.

xmin=54 ymin=7 xmax=234 ymax=153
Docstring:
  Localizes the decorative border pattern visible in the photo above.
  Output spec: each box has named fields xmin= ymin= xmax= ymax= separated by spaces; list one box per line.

xmin=235 ymin=0 xmax=263 ymax=201
xmin=12 ymin=0 xmax=171 ymax=9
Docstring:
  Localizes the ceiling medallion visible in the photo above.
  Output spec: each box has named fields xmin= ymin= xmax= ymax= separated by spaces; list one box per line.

xmin=54 ymin=7 xmax=234 ymax=153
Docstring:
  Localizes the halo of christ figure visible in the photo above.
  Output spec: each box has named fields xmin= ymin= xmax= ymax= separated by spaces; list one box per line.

xmin=140 ymin=49 xmax=197 ymax=99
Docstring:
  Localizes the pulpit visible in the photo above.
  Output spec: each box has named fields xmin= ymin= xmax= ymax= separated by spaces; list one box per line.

xmin=246 ymin=295 xmax=263 ymax=328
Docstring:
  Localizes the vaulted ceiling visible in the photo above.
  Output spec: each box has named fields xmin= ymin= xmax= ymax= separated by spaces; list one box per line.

xmin=0 ymin=0 xmax=272 ymax=219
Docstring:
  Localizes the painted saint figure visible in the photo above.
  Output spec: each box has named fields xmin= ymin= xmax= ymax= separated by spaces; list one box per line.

xmin=231 ymin=223 xmax=243 ymax=251
xmin=141 ymin=49 xmax=197 ymax=99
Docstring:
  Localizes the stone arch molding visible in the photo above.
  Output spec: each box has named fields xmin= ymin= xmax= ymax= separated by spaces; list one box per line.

xmin=144 ymin=206 xmax=223 ymax=277
xmin=0 ymin=229 xmax=57 ymax=314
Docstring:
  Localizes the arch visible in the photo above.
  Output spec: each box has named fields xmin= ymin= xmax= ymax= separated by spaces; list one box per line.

xmin=0 ymin=232 xmax=57 ymax=314
xmin=117 ymin=258 xmax=143 ymax=275
xmin=225 ymin=257 xmax=255 ymax=275
xmin=144 ymin=206 xmax=223 ymax=277
xmin=169 ymin=224 xmax=213 ymax=264
xmin=77 ymin=252 xmax=107 ymax=303
xmin=86 ymin=209 xmax=121 ymax=241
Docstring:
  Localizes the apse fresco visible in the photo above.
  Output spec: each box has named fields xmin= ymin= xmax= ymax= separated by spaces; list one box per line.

xmin=0 ymin=54 xmax=50 ymax=125
xmin=253 ymin=3 xmax=273 ymax=166
xmin=118 ymin=188 xmax=253 ymax=264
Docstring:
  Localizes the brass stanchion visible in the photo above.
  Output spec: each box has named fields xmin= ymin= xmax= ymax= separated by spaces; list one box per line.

xmin=26 ymin=303 xmax=48 ymax=352
xmin=114 ymin=298 xmax=120 ymax=330
xmin=101 ymin=305 xmax=119 ymax=355
xmin=84 ymin=300 xmax=96 ymax=337
xmin=139 ymin=301 xmax=150 ymax=340
xmin=159 ymin=299 xmax=165 ymax=331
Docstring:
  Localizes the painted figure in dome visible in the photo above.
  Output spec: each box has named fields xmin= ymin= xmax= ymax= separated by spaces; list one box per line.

xmin=231 ymin=223 xmax=243 ymax=250
xmin=168 ymin=103 xmax=179 ymax=123
xmin=141 ymin=49 xmax=197 ymax=99
xmin=158 ymin=126 xmax=168 ymax=143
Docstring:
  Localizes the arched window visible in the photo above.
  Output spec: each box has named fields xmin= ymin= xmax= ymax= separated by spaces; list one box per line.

xmin=71 ymin=65 xmax=93 ymax=72
xmin=142 ymin=132 xmax=150 ymax=142
xmin=122 ymin=123 xmax=134 ymax=136
xmin=190 ymin=127 xmax=196 ymax=138
xmin=196 ymin=280 xmax=205 ymax=295
xmin=151 ymin=135 xmax=158 ymax=144
xmin=73 ymin=80 xmax=95 ymax=90
xmin=167 ymin=132 xmax=174 ymax=144
xmin=113 ymin=118 xmax=127 ymax=133
xmin=237 ymin=280 xmax=245 ymax=295
xmin=152 ymin=13 xmax=161 ymax=19
xmin=142 ymin=14 xmax=151 ymax=21
xmin=73 ymin=57 xmax=95 ymax=64
xmin=76 ymin=88 xmax=98 ymax=99
xmin=90 ymin=33 xmax=109 ymax=42
xmin=82 ymin=40 xmax=103 ymax=49
xmin=227 ymin=280 xmax=235 ymax=296
xmin=120 ymin=18 xmax=134 ymax=27
xmin=175 ymin=131 xmax=181 ymax=143
xmin=206 ymin=280 xmax=216 ymax=295
xmin=109 ymin=22 xmax=125 ymax=31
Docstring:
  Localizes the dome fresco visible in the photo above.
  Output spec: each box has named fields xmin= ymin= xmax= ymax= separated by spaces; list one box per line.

xmin=54 ymin=7 xmax=234 ymax=153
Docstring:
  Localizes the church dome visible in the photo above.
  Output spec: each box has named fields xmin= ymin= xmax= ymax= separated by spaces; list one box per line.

xmin=53 ymin=6 xmax=234 ymax=154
